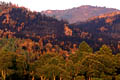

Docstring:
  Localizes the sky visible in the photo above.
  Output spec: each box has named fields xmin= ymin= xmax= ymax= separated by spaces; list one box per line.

xmin=0 ymin=0 xmax=119 ymax=12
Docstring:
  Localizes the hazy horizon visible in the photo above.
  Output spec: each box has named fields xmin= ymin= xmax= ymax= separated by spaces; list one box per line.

xmin=0 ymin=0 xmax=119 ymax=12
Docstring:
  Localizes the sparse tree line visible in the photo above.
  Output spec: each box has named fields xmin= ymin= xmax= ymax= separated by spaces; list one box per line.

xmin=0 ymin=38 xmax=120 ymax=80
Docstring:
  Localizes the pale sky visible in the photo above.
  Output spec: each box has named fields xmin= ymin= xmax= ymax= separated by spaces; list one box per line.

xmin=0 ymin=0 xmax=120 ymax=12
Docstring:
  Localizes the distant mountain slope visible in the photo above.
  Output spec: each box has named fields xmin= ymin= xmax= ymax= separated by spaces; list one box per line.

xmin=41 ymin=5 xmax=119 ymax=23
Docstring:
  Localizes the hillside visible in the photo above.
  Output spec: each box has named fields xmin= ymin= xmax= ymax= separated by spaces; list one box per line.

xmin=41 ymin=5 xmax=119 ymax=23
xmin=0 ymin=2 xmax=66 ymax=39
xmin=70 ymin=11 xmax=120 ymax=52
xmin=1 ymin=2 xmax=120 ymax=53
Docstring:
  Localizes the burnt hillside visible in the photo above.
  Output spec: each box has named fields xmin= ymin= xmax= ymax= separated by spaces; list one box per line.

xmin=1 ymin=2 xmax=120 ymax=53
xmin=70 ymin=12 xmax=120 ymax=52
xmin=0 ymin=2 xmax=66 ymax=39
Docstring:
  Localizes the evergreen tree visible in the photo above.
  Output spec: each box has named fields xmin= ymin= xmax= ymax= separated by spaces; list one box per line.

xmin=78 ymin=41 xmax=93 ymax=53
xmin=96 ymin=44 xmax=112 ymax=55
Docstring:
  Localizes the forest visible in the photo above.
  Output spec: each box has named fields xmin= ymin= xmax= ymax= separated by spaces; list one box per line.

xmin=0 ymin=37 xmax=120 ymax=80
xmin=0 ymin=38 xmax=120 ymax=80
xmin=0 ymin=1 xmax=120 ymax=80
